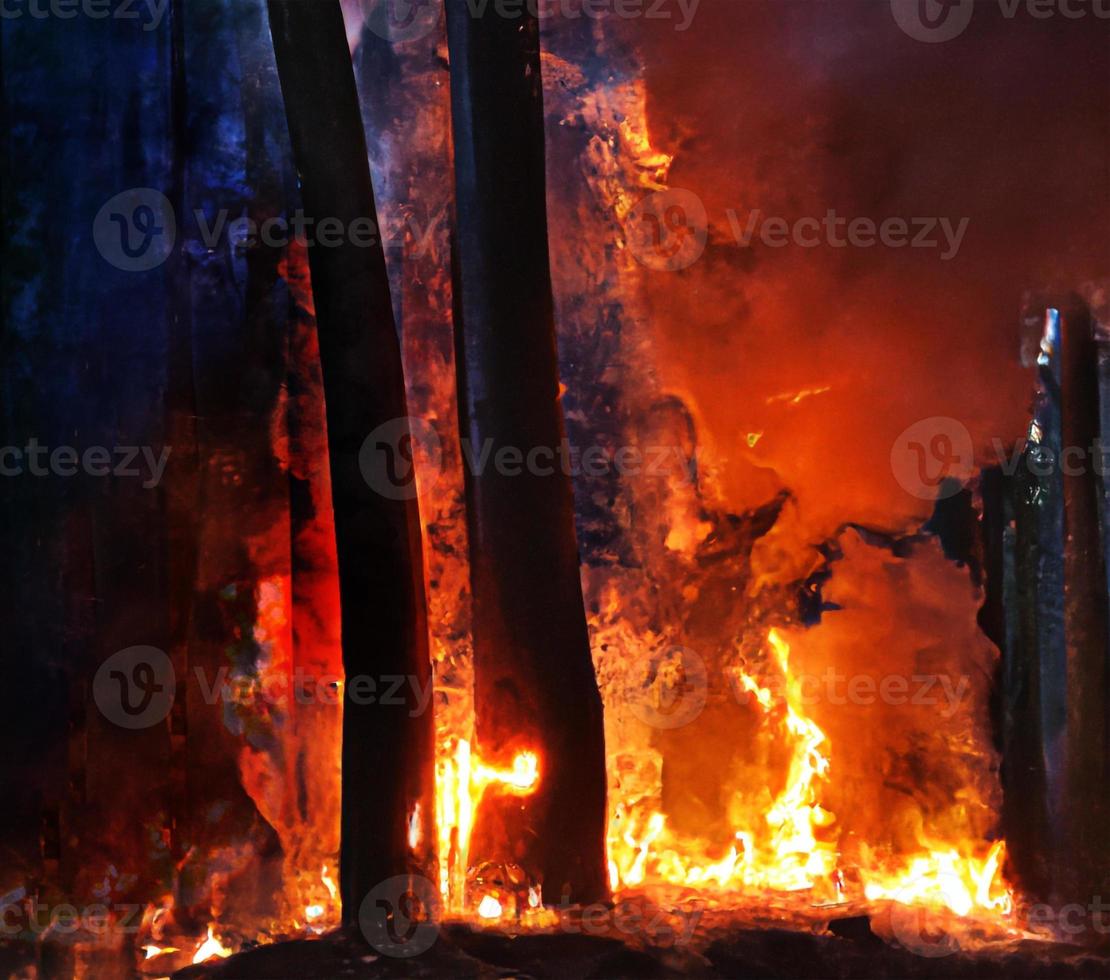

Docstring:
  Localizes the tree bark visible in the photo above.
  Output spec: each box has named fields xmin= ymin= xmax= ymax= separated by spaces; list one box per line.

xmin=444 ymin=0 xmax=609 ymax=905
xmin=267 ymin=0 xmax=435 ymax=921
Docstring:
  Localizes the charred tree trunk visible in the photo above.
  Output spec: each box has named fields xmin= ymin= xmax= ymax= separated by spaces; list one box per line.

xmin=1058 ymin=297 xmax=1110 ymax=897
xmin=989 ymin=298 xmax=1110 ymax=904
xmin=444 ymin=0 xmax=609 ymax=905
xmin=267 ymin=0 xmax=435 ymax=920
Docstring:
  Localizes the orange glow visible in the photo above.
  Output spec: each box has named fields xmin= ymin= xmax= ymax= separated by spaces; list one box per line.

xmin=609 ymin=629 xmax=837 ymax=896
xmin=436 ymin=738 xmax=540 ymax=915
xmin=605 ymin=629 xmax=1012 ymax=927
xmin=191 ymin=925 xmax=233 ymax=965
xmin=863 ymin=840 xmax=1011 ymax=918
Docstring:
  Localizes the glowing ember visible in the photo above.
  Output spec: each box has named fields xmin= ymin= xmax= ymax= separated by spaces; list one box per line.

xmin=436 ymin=738 xmax=540 ymax=914
xmin=141 ymin=944 xmax=178 ymax=960
xmin=477 ymin=895 xmax=503 ymax=919
xmin=409 ymin=802 xmax=424 ymax=851
xmin=191 ymin=924 xmax=233 ymax=964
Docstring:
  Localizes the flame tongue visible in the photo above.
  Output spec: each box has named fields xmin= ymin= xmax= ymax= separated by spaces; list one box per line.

xmin=436 ymin=739 xmax=540 ymax=915
xmin=607 ymin=628 xmax=1012 ymax=926
xmin=759 ymin=629 xmax=836 ymax=892
xmin=192 ymin=924 xmax=232 ymax=965
xmin=611 ymin=629 xmax=838 ymax=896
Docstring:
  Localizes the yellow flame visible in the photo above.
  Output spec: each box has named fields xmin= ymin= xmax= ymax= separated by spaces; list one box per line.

xmin=605 ymin=628 xmax=1011 ymax=925
xmin=408 ymin=802 xmax=424 ymax=851
xmin=863 ymin=840 xmax=1012 ymax=917
xmin=436 ymin=738 xmax=540 ymax=914
xmin=610 ymin=630 xmax=836 ymax=894
xmin=142 ymin=944 xmax=179 ymax=960
xmin=191 ymin=925 xmax=232 ymax=965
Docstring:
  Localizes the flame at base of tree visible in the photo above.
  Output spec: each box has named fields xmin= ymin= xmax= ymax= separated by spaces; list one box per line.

xmin=606 ymin=630 xmax=1012 ymax=927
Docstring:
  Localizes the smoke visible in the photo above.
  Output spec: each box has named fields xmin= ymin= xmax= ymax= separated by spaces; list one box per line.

xmin=623 ymin=2 xmax=1107 ymax=541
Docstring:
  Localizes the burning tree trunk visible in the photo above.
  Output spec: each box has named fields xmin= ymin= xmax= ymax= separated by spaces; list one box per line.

xmin=267 ymin=0 xmax=435 ymax=920
xmin=444 ymin=0 xmax=609 ymax=905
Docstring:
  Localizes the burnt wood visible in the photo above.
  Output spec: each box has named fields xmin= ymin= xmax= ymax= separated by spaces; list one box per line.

xmin=267 ymin=0 xmax=435 ymax=920
xmin=444 ymin=0 xmax=609 ymax=905
xmin=1058 ymin=297 xmax=1110 ymax=896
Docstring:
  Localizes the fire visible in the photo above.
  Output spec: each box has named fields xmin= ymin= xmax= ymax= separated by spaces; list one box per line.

xmin=141 ymin=944 xmax=178 ymax=960
xmin=301 ymin=864 xmax=340 ymax=934
xmin=759 ymin=629 xmax=837 ymax=892
xmin=435 ymin=738 xmax=540 ymax=914
xmin=606 ymin=629 xmax=1012 ymax=926
xmin=191 ymin=924 xmax=233 ymax=964
xmin=609 ymin=629 xmax=837 ymax=895
xmin=477 ymin=895 xmax=504 ymax=919
xmin=863 ymin=840 xmax=1012 ymax=917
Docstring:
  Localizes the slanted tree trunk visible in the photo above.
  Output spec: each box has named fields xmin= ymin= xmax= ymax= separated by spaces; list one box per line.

xmin=267 ymin=0 xmax=435 ymax=920
xmin=444 ymin=0 xmax=609 ymax=906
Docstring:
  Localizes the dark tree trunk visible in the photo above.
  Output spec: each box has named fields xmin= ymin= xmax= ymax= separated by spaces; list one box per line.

xmin=267 ymin=0 xmax=435 ymax=920
xmin=1058 ymin=297 xmax=1110 ymax=897
xmin=989 ymin=297 xmax=1110 ymax=903
xmin=443 ymin=0 xmax=609 ymax=905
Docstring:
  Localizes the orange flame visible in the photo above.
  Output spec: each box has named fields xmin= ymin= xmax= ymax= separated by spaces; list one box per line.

xmin=191 ymin=924 xmax=233 ymax=965
xmin=435 ymin=738 xmax=540 ymax=915
xmin=606 ymin=628 xmax=1012 ymax=926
